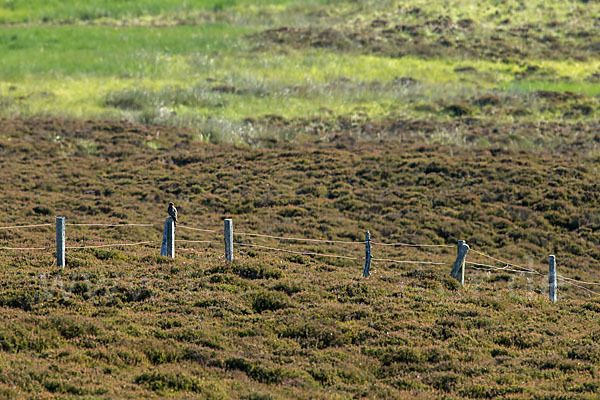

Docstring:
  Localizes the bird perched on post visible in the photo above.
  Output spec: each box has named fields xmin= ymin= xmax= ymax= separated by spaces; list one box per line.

xmin=168 ymin=202 xmax=178 ymax=226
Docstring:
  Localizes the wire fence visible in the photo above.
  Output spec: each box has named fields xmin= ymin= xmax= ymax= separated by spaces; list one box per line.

xmin=236 ymin=231 xmax=364 ymax=245
xmin=465 ymin=261 xmax=542 ymax=276
xmin=0 ymin=245 xmax=48 ymax=251
xmin=65 ymin=223 xmax=156 ymax=228
xmin=237 ymin=242 xmax=360 ymax=260
xmin=178 ymin=225 xmax=218 ymax=233
xmin=65 ymin=241 xmax=160 ymax=250
xmin=371 ymin=241 xmax=453 ymax=248
xmin=371 ymin=257 xmax=447 ymax=266
xmin=469 ymin=248 xmax=538 ymax=274
xmin=1 ymin=219 xmax=600 ymax=298
xmin=0 ymin=223 xmax=53 ymax=230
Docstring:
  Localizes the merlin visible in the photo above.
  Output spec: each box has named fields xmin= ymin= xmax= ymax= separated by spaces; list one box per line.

xmin=168 ymin=202 xmax=178 ymax=226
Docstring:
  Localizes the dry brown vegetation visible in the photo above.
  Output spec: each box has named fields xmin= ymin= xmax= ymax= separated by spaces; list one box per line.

xmin=1 ymin=118 xmax=600 ymax=398
xmin=256 ymin=4 xmax=600 ymax=62
xmin=2 ymin=0 xmax=600 ymax=397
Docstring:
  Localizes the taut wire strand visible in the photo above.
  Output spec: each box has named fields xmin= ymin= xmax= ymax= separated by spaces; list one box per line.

xmin=0 ymin=223 xmax=52 ymax=230
xmin=177 ymin=225 xmax=218 ymax=233
xmin=236 ymin=242 xmax=359 ymax=260
xmin=559 ymin=278 xmax=600 ymax=296
xmin=66 ymin=241 xmax=159 ymax=249
xmin=557 ymin=274 xmax=600 ymax=286
xmin=234 ymin=231 xmax=364 ymax=245
xmin=371 ymin=257 xmax=447 ymax=266
xmin=465 ymin=261 xmax=543 ymax=275
xmin=0 ymin=246 xmax=47 ymax=250
xmin=469 ymin=248 xmax=537 ymax=273
xmin=175 ymin=240 xmax=215 ymax=244
xmin=66 ymin=223 xmax=155 ymax=227
xmin=371 ymin=241 xmax=453 ymax=248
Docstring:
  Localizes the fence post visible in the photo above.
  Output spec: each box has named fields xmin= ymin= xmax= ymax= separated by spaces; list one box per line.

xmin=160 ymin=217 xmax=175 ymax=258
xmin=224 ymin=218 xmax=233 ymax=262
xmin=167 ymin=217 xmax=175 ymax=258
xmin=549 ymin=255 xmax=557 ymax=302
xmin=362 ymin=230 xmax=372 ymax=278
xmin=56 ymin=216 xmax=65 ymax=269
xmin=450 ymin=240 xmax=469 ymax=285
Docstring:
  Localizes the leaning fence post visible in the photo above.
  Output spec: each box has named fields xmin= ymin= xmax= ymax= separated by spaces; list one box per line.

xmin=450 ymin=240 xmax=469 ymax=285
xmin=56 ymin=216 xmax=65 ymax=269
xmin=362 ymin=230 xmax=372 ymax=278
xmin=224 ymin=219 xmax=233 ymax=262
xmin=549 ymin=255 xmax=557 ymax=302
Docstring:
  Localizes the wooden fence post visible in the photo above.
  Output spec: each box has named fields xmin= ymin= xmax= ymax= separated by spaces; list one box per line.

xmin=160 ymin=219 xmax=167 ymax=257
xmin=160 ymin=217 xmax=175 ymax=258
xmin=450 ymin=240 xmax=469 ymax=285
xmin=224 ymin=219 xmax=233 ymax=262
xmin=166 ymin=217 xmax=175 ymax=258
xmin=56 ymin=216 xmax=65 ymax=269
xmin=362 ymin=230 xmax=372 ymax=278
xmin=549 ymin=255 xmax=557 ymax=302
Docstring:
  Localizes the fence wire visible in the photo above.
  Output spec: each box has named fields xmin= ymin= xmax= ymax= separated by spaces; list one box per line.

xmin=0 ymin=246 xmax=48 ymax=250
xmin=557 ymin=275 xmax=600 ymax=286
xmin=372 ymin=257 xmax=447 ymax=266
xmin=559 ymin=278 xmax=600 ymax=296
xmin=4 ymin=219 xmax=600 ymax=296
xmin=178 ymin=225 xmax=218 ymax=233
xmin=66 ymin=241 xmax=160 ymax=249
xmin=465 ymin=261 xmax=543 ymax=275
xmin=0 ymin=223 xmax=52 ymax=230
xmin=469 ymin=248 xmax=537 ymax=274
xmin=235 ymin=231 xmax=364 ymax=245
xmin=468 ymin=248 xmax=600 ymax=287
xmin=175 ymin=240 xmax=216 ymax=244
xmin=67 ymin=223 xmax=155 ymax=227
xmin=236 ymin=242 xmax=359 ymax=260
xmin=371 ymin=241 xmax=453 ymax=248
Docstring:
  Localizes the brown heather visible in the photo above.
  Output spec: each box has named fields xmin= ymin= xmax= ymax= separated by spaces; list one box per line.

xmin=0 ymin=118 xmax=599 ymax=398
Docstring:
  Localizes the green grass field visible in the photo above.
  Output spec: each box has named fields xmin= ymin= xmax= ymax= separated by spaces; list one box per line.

xmin=1 ymin=0 xmax=599 ymax=144
xmin=0 ymin=0 xmax=340 ymax=23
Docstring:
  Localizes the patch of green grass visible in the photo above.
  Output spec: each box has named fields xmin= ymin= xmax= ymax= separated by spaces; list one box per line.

xmin=503 ymin=80 xmax=600 ymax=97
xmin=1 ymin=0 xmax=600 ymax=146
xmin=3 ymin=41 xmax=598 ymax=137
xmin=1 ymin=0 xmax=600 ymax=145
xmin=0 ymin=25 xmax=251 ymax=79
xmin=0 ymin=0 xmax=342 ymax=24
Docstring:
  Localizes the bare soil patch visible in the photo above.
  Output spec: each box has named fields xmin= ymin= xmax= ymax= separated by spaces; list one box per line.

xmin=254 ymin=13 xmax=600 ymax=61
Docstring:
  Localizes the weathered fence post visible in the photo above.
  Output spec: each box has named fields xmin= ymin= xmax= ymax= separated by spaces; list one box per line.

xmin=161 ymin=217 xmax=175 ymax=258
xmin=167 ymin=217 xmax=175 ymax=258
xmin=362 ymin=230 xmax=372 ymax=278
xmin=224 ymin=218 xmax=233 ymax=262
xmin=450 ymin=240 xmax=469 ymax=285
xmin=549 ymin=255 xmax=557 ymax=303
xmin=56 ymin=216 xmax=65 ymax=269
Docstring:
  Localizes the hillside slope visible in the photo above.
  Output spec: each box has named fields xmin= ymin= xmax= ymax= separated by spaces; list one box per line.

xmin=1 ymin=119 xmax=600 ymax=398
